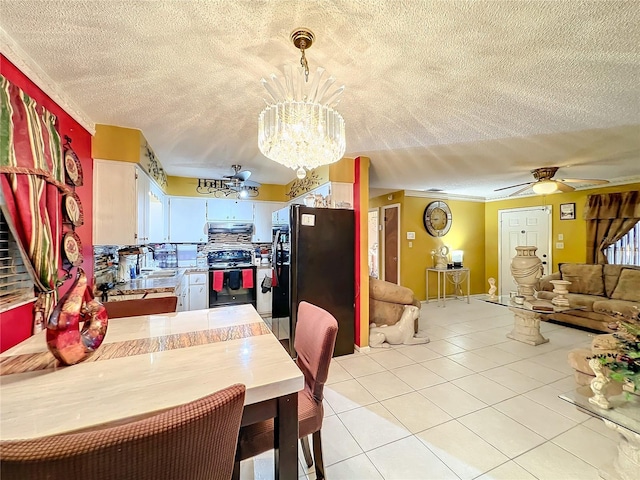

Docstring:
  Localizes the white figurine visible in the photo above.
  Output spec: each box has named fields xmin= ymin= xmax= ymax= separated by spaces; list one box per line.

xmin=369 ymin=305 xmax=429 ymax=348
xmin=488 ymin=277 xmax=497 ymax=299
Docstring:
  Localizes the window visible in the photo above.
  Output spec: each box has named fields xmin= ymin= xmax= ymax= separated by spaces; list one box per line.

xmin=0 ymin=210 xmax=35 ymax=312
xmin=605 ymin=221 xmax=640 ymax=266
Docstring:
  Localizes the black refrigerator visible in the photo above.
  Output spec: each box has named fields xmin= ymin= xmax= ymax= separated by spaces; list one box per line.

xmin=272 ymin=205 xmax=355 ymax=358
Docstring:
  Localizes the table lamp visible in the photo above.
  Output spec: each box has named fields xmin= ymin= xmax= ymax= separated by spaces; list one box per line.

xmin=452 ymin=250 xmax=464 ymax=268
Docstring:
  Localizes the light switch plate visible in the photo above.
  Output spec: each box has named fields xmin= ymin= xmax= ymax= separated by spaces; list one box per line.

xmin=407 ymin=231 xmax=415 ymax=240
xmin=556 ymin=242 xmax=564 ymax=249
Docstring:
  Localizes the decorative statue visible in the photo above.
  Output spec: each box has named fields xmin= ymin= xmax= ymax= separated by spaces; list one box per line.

xmin=369 ymin=305 xmax=429 ymax=348
xmin=488 ymin=277 xmax=497 ymax=299
xmin=46 ymin=268 xmax=109 ymax=366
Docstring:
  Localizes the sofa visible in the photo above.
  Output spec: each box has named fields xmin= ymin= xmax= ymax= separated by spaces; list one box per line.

xmin=536 ymin=263 xmax=640 ymax=332
xmin=369 ymin=276 xmax=422 ymax=332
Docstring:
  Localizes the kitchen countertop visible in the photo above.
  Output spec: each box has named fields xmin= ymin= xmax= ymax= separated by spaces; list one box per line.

xmin=103 ymin=268 xmax=209 ymax=298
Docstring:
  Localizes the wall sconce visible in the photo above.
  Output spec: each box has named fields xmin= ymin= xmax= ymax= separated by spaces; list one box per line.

xmin=451 ymin=250 xmax=464 ymax=269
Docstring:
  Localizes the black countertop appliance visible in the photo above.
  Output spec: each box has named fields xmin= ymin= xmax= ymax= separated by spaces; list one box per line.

xmin=273 ymin=205 xmax=355 ymax=358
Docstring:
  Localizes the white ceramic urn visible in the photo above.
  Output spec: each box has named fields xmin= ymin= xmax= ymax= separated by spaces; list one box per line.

xmin=510 ymin=246 xmax=543 ymax=299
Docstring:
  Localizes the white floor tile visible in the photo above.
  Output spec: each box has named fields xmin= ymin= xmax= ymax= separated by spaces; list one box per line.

xmin=479 ymin=366 xmax=544 ymax=394
xmin=425 ymin=339 xmax=466 ymax=356
xmin=552 ymin=424 xmax=618 ymax=470
xmin=494 ymin=395 xmax=578 ymax=439
xmin=505 ymin=359 xmax=568 ymax=384
xmin=326 ymin=360 xmax=353 ymax=385
xmin=357 ymin=371 xmax=414 ymax=401
xmin=476 ymin=461 xmax=538 ymax=480
xmin=395 ymin=344 xmax=442 ymax=363
xmin=449 ymin=351 xmax=501 ymax=372
xmin=419 ymin=382 xmax=487 ymax=417
xmin=452 ymin=375 xmax=518 ymax=405
xmin=323 ymin=379 xmax=377 ymax=413
xmin=368 ymin=349 xmax=416 ymax=369
xmin=338 ymin=403 xmax=411 ymax=451
xmin=458 ymin=407 xmax=545 ymax=457
xmin=391 ymin=363 xmax=446 ymax=390
xmin=417 ymin=420 xmax=508 ymax=479
xmin=472 ymin=345 xmax=523 ymax=365
xmin=421 ymin=356 xmax=475 ymax=380
xmin=514 ymin=442 xmax=600 ymax=479
xmin=381 ymin=391 xmax=453 ymax=433
xmin=367 ymin=436 xmax=459 ymax=480
xmin=523 ymin=385 xmax=591 ymax=422
xmin=324 ymin=453 xmax=384 ymax=480
xmin=318 ymin=414 xmax=364 ymax=466
xmin=337 ymin=354 xmax=387 ymax=378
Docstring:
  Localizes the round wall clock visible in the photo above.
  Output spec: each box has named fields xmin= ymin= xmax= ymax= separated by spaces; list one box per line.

xmin=423 ymin=201 xmax=452 ymax=237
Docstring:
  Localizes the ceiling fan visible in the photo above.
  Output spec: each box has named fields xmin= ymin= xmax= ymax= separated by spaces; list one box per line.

xmin=221 ymin=165 xmax=261 ymax=197
xmin=494 ymin=167 xmax=609 ymax=196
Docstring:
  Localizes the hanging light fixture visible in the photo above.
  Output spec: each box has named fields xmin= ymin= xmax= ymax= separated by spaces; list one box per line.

xmin=532 ymin=180 xmax=559 ymax=195
xmin=258 ymin=28 xmax=346 ymax=179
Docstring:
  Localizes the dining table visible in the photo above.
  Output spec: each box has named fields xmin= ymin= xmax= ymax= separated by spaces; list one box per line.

xmin=0 ymin=304 xmax=304 ymax=479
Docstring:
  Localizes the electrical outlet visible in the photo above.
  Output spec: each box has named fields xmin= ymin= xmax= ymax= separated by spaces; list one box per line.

xmin=558 ymin=233 xmax=564 ymax=241
xmin=409 ymin=241 xmax=413 ymax=248
xmin=556 ymin=242 xmax=564 ymax=249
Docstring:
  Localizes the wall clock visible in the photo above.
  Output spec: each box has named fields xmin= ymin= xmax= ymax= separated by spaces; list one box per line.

xmin=423 ymin=201 xmax=452 ymax=237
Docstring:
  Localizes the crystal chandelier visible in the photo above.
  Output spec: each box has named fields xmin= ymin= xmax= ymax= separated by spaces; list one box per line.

xmin=258 ymin=28 xmax=346 ymax=179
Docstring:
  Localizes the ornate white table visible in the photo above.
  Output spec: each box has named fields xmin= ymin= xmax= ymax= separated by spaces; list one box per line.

xmin=0 ymin=304 xmax=304 ymax=479
xmin=426 ymin=267 xmax=470 ymax=307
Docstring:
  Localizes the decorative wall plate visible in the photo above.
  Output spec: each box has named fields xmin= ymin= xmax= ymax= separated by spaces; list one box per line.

xmin=63 ymin=192 xmax=84 ymax=227
xmin=64 ymin=148 xmax=83 ymax=186
xmin=62 ymin=231 xmax=83 ymax=266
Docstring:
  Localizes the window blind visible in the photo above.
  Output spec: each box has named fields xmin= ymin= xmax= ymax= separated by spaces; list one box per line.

xmin=0 ymin=210 xmax=35 ymax=310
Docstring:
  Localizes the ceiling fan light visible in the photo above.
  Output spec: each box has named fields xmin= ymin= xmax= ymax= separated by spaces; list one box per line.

xmin=532 ymin=180 xmax=558 ymax=195
xmin=239 ymin=188 xmax=248 ymax=199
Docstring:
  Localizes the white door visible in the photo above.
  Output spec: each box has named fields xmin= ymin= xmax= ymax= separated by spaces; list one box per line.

xmin=368 ymin=209 xmax=380 ymax=278
xmin=498 ymin=206 xmax=552 ymax=297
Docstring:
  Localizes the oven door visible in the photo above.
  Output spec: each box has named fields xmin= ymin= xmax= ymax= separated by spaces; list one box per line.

xmin=209 ymin=267 xmax=256 ymax=308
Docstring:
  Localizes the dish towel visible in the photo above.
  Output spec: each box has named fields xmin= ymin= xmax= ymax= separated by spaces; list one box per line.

xmin=212 ymin=271 xmax=224 ymax=292
xmin=242 ymin=269 xmax=254 ymax=289
xmin=228 ymin=271 xmax=241 ymax=290
xmin=272 ymin=268 xmax=278 ymax=287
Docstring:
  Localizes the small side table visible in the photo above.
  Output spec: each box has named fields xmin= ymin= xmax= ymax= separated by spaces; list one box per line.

xmin=426 ymin=268 xmax=470 ymax=307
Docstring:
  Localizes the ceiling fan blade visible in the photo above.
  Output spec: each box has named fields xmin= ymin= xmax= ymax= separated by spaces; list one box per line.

xmin=555 ymin=181 xmax=575 ymax=193
xmin=557 ymin=178 xmax=610 ymax=185
xmin=494 ymin=181 xmax=534 ymax=192
xmin=234 ymin=170 xmax=251 ymax=182
xmin=508 ymin=184 xmax=534 ymax=196
xmin=243 ymin=180 xmax=261 ymax=187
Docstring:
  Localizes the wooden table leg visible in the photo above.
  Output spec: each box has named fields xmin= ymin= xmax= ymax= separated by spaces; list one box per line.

xmin=274 ymin=392 xmax=298 ymax=479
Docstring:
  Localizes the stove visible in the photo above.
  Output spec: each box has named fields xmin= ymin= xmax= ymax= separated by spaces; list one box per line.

xmin=207 ymin=249 xmax=256 ymax=308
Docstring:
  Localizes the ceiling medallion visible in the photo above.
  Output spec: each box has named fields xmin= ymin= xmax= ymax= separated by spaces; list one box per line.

xmin=258 ymin=28 xmax=346 ymax=179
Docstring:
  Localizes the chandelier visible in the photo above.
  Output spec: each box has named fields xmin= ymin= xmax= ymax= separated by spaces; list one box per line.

xmin=258 ymin=28 xmax=346 ymax=179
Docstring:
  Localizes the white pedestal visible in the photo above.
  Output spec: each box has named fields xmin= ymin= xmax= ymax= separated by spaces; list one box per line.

xmin=507 ymin=307 xmax=549 ymax=346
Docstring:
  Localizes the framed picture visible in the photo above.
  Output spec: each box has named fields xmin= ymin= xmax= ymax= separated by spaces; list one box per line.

xmin=560 ymin=203 xmax=576 ymax=220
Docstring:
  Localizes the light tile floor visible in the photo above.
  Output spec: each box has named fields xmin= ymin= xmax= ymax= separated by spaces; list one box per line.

xmin=240 ymin=298 xmax=620 ymax=479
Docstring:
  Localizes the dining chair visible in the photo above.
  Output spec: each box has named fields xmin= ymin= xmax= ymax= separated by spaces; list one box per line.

xmin=234 ymin=301 xmax=338 ymax=479
xmin=1 ymin=383 xmax=245 ymax=480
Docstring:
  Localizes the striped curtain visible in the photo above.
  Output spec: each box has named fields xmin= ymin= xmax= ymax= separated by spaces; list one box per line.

xmin=0 ymin=75 xmax=67 ymax=333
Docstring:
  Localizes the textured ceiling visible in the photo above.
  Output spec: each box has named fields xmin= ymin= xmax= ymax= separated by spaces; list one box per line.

xmin=1 ymin=1 xmax=639 ymax=198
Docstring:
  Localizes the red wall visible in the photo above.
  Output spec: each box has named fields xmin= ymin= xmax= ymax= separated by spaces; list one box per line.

xmin=1 ymin=55 xmax=94 ymax=352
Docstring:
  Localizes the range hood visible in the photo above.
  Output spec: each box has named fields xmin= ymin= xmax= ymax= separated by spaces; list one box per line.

xmin=205 ymin=222 xmax=254 ymax=235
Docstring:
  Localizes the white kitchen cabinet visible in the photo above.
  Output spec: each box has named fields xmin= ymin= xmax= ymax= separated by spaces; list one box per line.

xmin=272 ymin=206 xmax=290 ymax=226
xmin=188 ymin=273 xmax=208 ymax=311
xmin=256 ymin=267 xmax=272 ymax=316
xmin=253 ymin=202 xmax=283 ymax=242
xmin=168 ymin=197 xmax=207 ymax=243
xmin=176 ymin=274 xmax=189 ymax=312
xmin=94 ymin=160 xmax=165 ymax=246
xmin=206 ymin=198 xmax=254 ymax=221
xmin=147 ymin=182 xmax=168 ymax=243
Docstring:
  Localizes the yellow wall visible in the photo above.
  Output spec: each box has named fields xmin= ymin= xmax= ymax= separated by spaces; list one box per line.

xmin=355 ymin=157 xmax=370 ymax=348
xmin=330 ymin=158 xmax=355 ymax=183
xmin=371 ymin=192 xmax=486 ymax=300
xmin=165 ymin=176 xmax=287 ymax=202
xmin=485 ymin=182 xmax=640 ymax=281
xmin=92 ymin=125 xmax=141 ymax=163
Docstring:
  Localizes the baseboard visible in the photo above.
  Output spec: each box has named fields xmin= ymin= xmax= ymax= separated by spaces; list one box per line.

xmin=355 ymin=344 xmax=371 ymax=354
